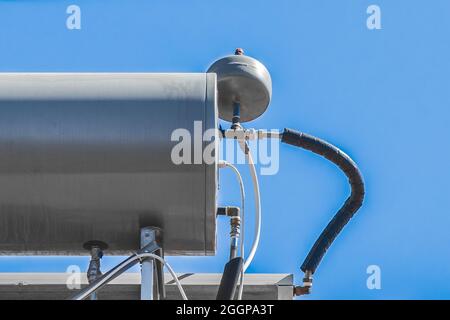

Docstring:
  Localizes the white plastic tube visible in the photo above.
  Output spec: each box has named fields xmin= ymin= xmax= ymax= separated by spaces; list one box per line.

xmin=218 ymin=161 xmax=246 ymax=260
xmin=219 ymin=138 xmax=261 ymax=298
xmin=237 ymin=141 xmax=261 ymax=273
xmin=71 ymin=252 xmax=188 ymax=300
xmin=218 ymin=160 xmax=246 ymax=300
xmin=139 ymin=253 xmax=188 ymax=300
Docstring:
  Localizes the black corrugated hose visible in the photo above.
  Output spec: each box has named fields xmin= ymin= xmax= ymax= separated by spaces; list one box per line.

xmin=281 ymin=128 xmax=365 ymax=288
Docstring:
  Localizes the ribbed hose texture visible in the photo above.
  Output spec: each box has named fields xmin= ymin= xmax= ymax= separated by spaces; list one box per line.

xmin=281 ymin=128 xmax=365 ymax=274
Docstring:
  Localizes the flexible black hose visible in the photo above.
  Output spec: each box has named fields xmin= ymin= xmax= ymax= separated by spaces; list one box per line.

xmin=216 ymin=257 xmax=244 ymax=300
xmin=281 ymin=128 xmax=365 ymax=275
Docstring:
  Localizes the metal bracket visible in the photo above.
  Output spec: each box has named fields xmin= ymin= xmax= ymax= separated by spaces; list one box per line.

xmin=140 ymin=227 xmax=164 ymax=300
xmin=69 ymin=228 xmax=164 ymax=300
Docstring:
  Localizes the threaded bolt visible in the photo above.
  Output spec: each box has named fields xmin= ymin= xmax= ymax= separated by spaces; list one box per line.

xmin=235 ymin=48 xmax=244 ymax=55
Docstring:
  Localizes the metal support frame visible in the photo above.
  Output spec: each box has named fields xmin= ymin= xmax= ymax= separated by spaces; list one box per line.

xmin=140 ymin=227 xmax=164 ymax=300
xmin=140 ymin=228 xmax=154 ymax=300
xmin=154 ymin=247 xmax=166 ymax=300
xmin=69 ymin=227 xmax=164 ymax=300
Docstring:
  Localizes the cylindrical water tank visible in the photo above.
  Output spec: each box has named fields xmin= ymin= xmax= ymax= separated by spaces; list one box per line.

xmin=0 ymin=73 xmax=218 ymax=255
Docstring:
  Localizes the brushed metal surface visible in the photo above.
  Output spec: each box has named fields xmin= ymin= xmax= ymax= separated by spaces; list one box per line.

xmin=0 ymin=73 xmax=218 ymax=256
xmin=0 ymin=273 xmax=294 ymax=300
xmin=207 ymin=54 xmax=272 ymax=122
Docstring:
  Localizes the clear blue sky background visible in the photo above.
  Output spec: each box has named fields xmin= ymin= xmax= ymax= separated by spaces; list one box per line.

xmin=0 ymin=0 xmax=449 ymax=299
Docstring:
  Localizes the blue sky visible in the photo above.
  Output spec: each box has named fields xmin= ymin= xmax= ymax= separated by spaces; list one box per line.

xmin=0 ymin=0 xmax=450 ymax=299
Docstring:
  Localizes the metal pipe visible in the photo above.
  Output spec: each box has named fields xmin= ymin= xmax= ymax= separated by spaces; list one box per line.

xmin=154 ymin=248 xmax=166 ymax=300
xmin=86 ymin=246 xmax=103 ymax=300
xmin=140 ymin=227 xmax=160 ymax=300
xmin=141 ymin=258 xmax=154 ymax=300
xmin=232 ymin=102 xmax=241 ymax=128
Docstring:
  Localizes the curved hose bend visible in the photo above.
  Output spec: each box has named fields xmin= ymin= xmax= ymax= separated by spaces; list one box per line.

xmin=281 ymin=128 xmax=365 ymax=275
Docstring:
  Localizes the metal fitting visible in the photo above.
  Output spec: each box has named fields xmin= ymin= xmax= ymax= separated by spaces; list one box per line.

xmin=87 ymin=246 xmax=103 ymax=284
xmin=229 ymin=215 xmax=241 ymax=260
xmin=230 ymin=216 xmax=241 ymax=239
xmin=83 ymin=241 xmax=108 ymax=300
xmin=222 ymin=128 xmax=281 ymax=141
xmin=235 ymin=48 xmax=244 ymax=55
xmin=294 ymin=271 xmax=313 ymax=296
xmin=83 ymin=241 xmax=108 ymax=285
xmin=217 ymin=206 xmax=240 ymax=217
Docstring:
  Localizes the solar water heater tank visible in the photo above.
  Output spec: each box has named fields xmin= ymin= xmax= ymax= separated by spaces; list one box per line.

xmin=0 ymin=73 xmax=218 ymax=255
xmin=0 ymin=52 xmax=272 ymax=258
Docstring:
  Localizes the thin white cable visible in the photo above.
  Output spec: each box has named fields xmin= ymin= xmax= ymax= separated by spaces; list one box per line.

xmin=238 ymin=140 xmax=261 ymax=273
xmin=72 ymin=252 xmax=188 ymax=300
xmin=219 ymin=138 xmax=262 ymax=299
xmin=218 ymin=160 xmax=246 ymax=300
xmin=221 ymin=129 xmax=272 ymax=299
xmin=138 ymin=253 xmax=188 ymax=300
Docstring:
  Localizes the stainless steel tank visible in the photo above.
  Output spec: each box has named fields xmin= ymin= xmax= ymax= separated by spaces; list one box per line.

xmin=0 ymin=73 xmax=218 ymax=255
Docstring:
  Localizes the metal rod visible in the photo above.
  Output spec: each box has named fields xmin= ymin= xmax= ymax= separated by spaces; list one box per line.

xmin=232 ymin=102 xmax=241 ymax=128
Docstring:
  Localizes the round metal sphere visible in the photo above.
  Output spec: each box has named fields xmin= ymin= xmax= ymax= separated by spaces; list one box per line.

xmin=207 ymin=54 xmax=272 ymax=122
